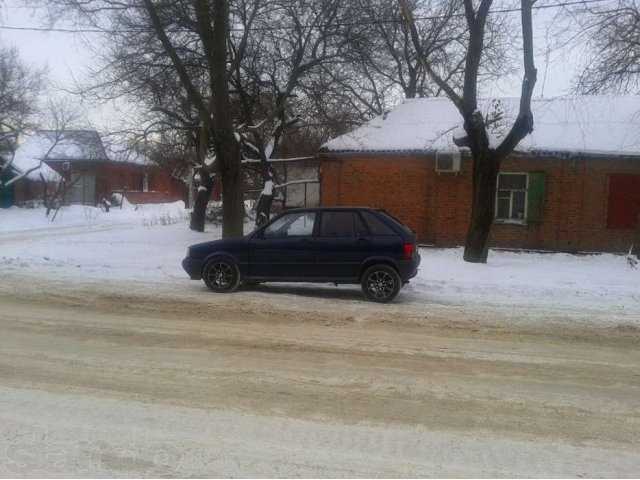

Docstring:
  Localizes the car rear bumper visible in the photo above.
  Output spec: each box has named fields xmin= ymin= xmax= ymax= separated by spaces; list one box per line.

xmin=182 ymin=257 xmax=202 ymax=280
xmin=397 ymin=254 xmax=421 ymax=282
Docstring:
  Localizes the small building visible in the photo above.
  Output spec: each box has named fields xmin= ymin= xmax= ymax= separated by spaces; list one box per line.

xmin=242 ymin=156 xmax=321 ymax=208
xmin=319 ymin=96 xmax=640 ymax=253
xmin=1 ymin=145 xmax=63 ymax=207
xmin=4 ymin=130 xmax=183 ymax=207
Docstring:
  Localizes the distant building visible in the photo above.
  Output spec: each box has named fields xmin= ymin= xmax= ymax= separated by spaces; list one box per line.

xmin=4 ymin=130 xmax=184 ymax=207
xmin=319 ymin=96 xmax=640 ymax=253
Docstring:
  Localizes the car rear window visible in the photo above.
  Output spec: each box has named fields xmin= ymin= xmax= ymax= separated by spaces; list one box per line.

xmin=361 ymin=211 xmax=397 ymax=236
xmin=375 ymin=211 xmax=414 ymax=237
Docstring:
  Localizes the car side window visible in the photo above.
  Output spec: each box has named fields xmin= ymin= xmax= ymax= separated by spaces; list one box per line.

xmin=361 ymin=211 xmax=396 ymax=235
xmin=320 ymin=211 xmax=357 ymax=236
xmin=264 ymin=212 xmax=316 ymax=238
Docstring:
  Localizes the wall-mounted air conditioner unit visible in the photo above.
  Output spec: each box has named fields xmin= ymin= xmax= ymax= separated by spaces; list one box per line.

xmin=435 ymin=151 xmax=461 ymax=173
xmin=62 ymin=161 xmax=71 ymax=172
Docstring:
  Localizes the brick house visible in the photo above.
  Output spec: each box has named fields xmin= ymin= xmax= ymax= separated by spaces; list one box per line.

xmin=6 ymin=130 xmax=184 ymax=207
xmin=319 ymin=96 xmax=640 ymax=253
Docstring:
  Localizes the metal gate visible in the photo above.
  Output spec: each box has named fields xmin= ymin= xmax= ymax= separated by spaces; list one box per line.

xmin=68 ymin=172 xmax=96 ymax=205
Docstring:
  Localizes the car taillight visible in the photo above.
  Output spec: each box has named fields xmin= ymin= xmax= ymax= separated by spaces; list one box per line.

xmin=403 ymin=243 xmax=415 ymax=259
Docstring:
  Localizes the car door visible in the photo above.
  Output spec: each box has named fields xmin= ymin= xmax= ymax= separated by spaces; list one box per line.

xmin=315 ymin=210 xmax=372 ymax=279
xmin=248 ymin=211 xmax=317 ymax=279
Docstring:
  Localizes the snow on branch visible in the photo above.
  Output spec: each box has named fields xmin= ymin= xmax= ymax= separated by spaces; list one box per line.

xmin=241 ymin=156 xmax=316 ymax=164
xmin=1 ymin=159 xmax=46 ymax=189
xmin=273 ymin=179 xmax=318 ymax=189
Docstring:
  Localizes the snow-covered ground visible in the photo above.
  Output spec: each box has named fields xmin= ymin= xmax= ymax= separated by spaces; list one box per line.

xmin=1 ymin=203 xmax=638 ymax=323
xmin=2 ymin=203 xmax=640 ymax=478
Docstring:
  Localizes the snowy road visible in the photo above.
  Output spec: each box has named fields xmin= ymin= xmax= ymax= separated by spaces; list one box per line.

xmin=1 ymin=276 xmax=639 ymax=477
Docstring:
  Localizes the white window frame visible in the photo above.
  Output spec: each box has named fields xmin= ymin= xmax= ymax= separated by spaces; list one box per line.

xmin=495 ymin=172 xmax=529 ymax=224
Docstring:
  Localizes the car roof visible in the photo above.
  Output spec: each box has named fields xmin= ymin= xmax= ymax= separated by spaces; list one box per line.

xmin=281 ymin=206 xmax=380 ymax=213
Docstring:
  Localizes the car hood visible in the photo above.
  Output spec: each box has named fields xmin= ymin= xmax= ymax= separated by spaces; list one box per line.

xmin=188 ymin=235 xmax=250 ymax=255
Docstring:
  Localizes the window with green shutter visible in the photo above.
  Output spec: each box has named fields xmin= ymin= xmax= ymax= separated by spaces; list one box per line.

xmin=495 ymin=172 xmax=546 ymax=225
xmin=527 ymin=173 xmax=546 ymax=224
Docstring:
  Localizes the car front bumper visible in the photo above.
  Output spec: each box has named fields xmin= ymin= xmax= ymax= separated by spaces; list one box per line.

xmin=182 ymin=257 xmax=203 ymax=280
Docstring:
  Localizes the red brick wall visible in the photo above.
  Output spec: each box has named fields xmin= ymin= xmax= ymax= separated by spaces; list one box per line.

xmin=13 ymin=179 xmax=48 ymax=205
xmin=49 ymin=163 xmax=184 ymax=205
xmin=320 ymin=156 xmax=435 ymax=242
xmin=320 ymin=154 xmax=640 ymax=253
xmin=123 ymin=191 xmax=179 ymax=204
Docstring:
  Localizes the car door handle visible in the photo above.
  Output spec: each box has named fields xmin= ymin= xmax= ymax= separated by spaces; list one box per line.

xmin=298 ymin=238 xmax=311 ymax=245
xmin=356 ymin=237 xmax=370 ymax=244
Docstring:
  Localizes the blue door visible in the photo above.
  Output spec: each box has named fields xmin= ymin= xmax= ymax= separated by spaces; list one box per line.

xmin=249 ymin=211 xmax=317 ymax=278
xmin=0 ymin=170 xmax=15 ymax=208
xmin=315 ymin=211 xmax=372 ymax=279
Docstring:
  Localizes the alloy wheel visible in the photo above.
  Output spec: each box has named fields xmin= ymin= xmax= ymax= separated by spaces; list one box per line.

xmin=366 ymin=270 xmax=395 ymax=299
xmin=207 ymin=262 xmax=233 ymax=289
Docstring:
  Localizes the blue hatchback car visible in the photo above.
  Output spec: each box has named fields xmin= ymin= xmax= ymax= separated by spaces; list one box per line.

xmin=182 ymin=206 xmax=420 ymax=302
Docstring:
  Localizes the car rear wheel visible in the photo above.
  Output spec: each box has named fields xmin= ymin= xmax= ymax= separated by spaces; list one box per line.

xmin=203 ymin=257 xmax=241 ymax=293
xmin=361 ymin=264 xmax=401 ymax=303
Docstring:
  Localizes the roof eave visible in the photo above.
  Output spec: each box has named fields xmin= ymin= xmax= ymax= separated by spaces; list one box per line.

xmin=319 ymin=149 xmax=440 ymax=157
xmin=320 ymin=148 xmax=640 ymax=160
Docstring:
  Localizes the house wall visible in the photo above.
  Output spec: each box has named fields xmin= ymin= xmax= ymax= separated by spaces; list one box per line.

xmin=47 ymin=162 xmax=184 ymax=205
xmin=320 ymin=154 xmax=640 ymax=253
xmin=12 ymin=179 xmax=48 ymax=206
xmin=101 ymin=165 xmax=184 ymax=204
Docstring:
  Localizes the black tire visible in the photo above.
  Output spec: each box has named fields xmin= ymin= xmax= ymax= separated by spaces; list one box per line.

xmin=202 ymin=257 xmax=241 ymax=293
xmin=361 ymin=264 xmax=401 ymax=303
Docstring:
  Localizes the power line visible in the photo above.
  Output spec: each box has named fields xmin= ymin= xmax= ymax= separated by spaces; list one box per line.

xmin=0 ymin=0 xmax=609 ymax=35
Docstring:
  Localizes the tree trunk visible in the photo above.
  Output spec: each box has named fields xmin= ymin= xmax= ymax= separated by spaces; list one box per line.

xmin=189 ymin=168 xmax=212 ymax=232
xmin=208 ymin=0 xmax=244 ymax=238
xmin=255 ymin=157 xmax=274 ymax=228
xmin=255 ymin=191 xmax=273 ymax=228
xmin=220 ymin=149 xmax=244 ymax=237
xmin=633 ymin=215 xmax=640 ymax=259
xmin=463 ymin=151 xmax=501 ymax=263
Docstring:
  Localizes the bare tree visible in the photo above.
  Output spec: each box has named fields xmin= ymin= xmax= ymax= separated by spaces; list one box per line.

xmin=304 ymin=0 xmax=516 ymax=121
xmin=563 ymin=0 xmax=640 ymax=94
xmin=47 ymin=0 xmax=244 ymax=236
xmin=399 ymin=0 xmax=537 ymax=263
xmin=0 ymin=47 xmax=46 ymax=187
xmin=143 ymin=0 xmax=243 ymax=236
xmin=38 ymin=99 xmax=86 ymax=218
xmin=46 ymin=0 xmax=522 ymax=236
xmin=229 ymin=0 xmax=352 ymax=226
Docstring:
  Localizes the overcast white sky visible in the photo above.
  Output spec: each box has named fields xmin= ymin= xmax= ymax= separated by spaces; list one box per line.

xmin=0 ymin=2 xmax=579 ymax=132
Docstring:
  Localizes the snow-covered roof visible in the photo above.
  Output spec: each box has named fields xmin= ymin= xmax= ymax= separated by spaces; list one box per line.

xmin=10 ymin=137 xmax=63 ymax=182
xmin=322 ymin=96 xmax=640 ymax=157
xmin=29 ymin=130 xmax=110 ymax=162
xmin=103 ymin=141 xmax=153 ymax=166
xmin=10 ymin=130 xmax=157 ymax=182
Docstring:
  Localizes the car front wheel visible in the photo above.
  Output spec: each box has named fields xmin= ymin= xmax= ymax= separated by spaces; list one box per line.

xmin=361 ymin=264 xmax=401 ymax=303
xmin=203 ymin=257 xmax=241 ymax=293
